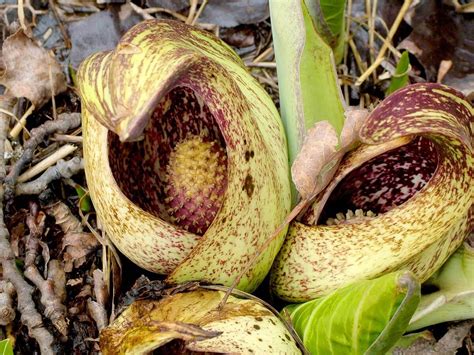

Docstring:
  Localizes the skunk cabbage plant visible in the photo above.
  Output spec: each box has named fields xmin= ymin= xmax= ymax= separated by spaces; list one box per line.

xmin=100 ymin=288 xmax=302 ymax=354
xmin=77 ymin=20 xmax=291 ymax=292
xmin=271 ymin=83 xmax=474 ymax=302
xmin=285 ymin=271 xmax=420 ymax=354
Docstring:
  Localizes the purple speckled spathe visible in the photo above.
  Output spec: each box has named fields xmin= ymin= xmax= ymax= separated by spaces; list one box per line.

xmin=108 ymin=86 xmax=228 ymax=235
xmin=319 ymin=137 xmax=438 ymax=222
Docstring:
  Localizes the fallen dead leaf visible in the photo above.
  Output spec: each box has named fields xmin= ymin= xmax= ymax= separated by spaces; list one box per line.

xmin=101 ymin=289 xmax=301 ymax=354
xmin=399 ymin=1 xmax=473 ymax=96
xmin=62 ymin=232 xmax=100 ymax=272
xmin=0 ymin=29 xmax=67 ymax=108
xmin=48 ymin=259 xmax=66 ymax=302
xmin=291 ymin=109 xmax=368 ymax=200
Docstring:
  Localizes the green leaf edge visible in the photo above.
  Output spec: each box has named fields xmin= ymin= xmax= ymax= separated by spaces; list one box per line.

xmin=0 ymin=339 xmax=13 ymax=355
xmin=365 ymin=271 xmax=421 ymax=354
xmin=386 ymin=51 xmax=410 ymax=95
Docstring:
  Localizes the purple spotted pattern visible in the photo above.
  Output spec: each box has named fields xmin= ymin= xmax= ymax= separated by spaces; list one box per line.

xmin=108 ymin=86 xmax=228 ymax=235
xmin=319 ymin=137 xmax=438 ymax=223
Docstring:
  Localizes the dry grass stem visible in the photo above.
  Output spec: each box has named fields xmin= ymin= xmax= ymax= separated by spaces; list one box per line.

xmin=16 ymin=157 xmax=83 ymax=195
xmin=356 ymin=0 xmax=413 ymax=85
xmin=186 ymin=0 xmax=198 ymax=25
xmin=191 ymin=0 xmax=208 ymax=26
xmin=9 ymin=103 xmax=34 ymax=139
xmin=17 ymin=143 xmax=77 ymax=183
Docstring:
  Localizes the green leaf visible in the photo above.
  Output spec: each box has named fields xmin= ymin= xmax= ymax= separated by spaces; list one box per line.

xmin=305 ymin=0 xmax=347 ymax=63
xmin=75 ymin=185 xmax=92 ymax=213
xmin=386 ymin=51 xmax=410 ymax=95
xmin=284 ymin=271 xmax=420 ymax=354
xmin=407 ymin=241 xmax=474 ymax=331
xmin=270 ymin=0 xmax=346 ymax=202
xmin=0 ymin=339 xmax=13 ymax=355
xmin=69 ymin=64 xmax=78 ymax=88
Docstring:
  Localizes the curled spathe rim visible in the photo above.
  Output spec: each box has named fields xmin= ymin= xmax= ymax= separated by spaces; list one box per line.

xmin=271 ymin=83 xmax=474 ymax=302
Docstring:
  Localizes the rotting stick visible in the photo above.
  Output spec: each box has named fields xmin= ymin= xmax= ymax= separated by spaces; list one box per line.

xmin=0 ymin=96 xmax=55 ymax=354
xmin=0 ymin=280 xmax=15 ymax=325
xmin=16 ymin=157 xmax=83 ymax=195
xmin=4 ymin=112 xmax=81 ymax=204
xmin=24 ymin=210 xmax=68 ymax=338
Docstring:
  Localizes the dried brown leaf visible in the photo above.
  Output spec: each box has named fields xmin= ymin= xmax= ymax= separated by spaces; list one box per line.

xmin=291 ymin=109 xmax=368 ymax=200
xmin=46 ymin=202 xmax=83 ymax=234
xmin=400 ymin=1 xmax=473 ymax=96
xmin=100 ymin=289 xmax=301 ymax=354
xmin=62 ymin=232 xmax=99 ymax=271
xmin=0 ymin=30 xmax=67 ymax=108
xmin=92 ymin=269 xmax=108 ymax=306
xmin=77 ymin=284 xmax=93 ymax=299
xmin=48 ymin=260 xmax=66 ymax=303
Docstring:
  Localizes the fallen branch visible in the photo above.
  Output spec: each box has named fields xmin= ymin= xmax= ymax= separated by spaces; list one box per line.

xmin=4 ymin=112 xmax=81 ymax=204
xmin=24 ymin=209 xmax=68 ymax=338
xmin=0 ymin=280 xmax=15 ymax=325
xmin=0 ymin=95 xmax=55 ymax=354
xmin=16 ymin=157 xmax=84 ymax=195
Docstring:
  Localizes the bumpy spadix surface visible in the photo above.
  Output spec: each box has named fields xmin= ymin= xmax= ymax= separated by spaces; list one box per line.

xmin=78 ymin=20 xmax=291 ymax=292
xmin=317 ymin=137 xmax=438 ymax=223
xmin=108 ymin=87 xmax=227 ymax=235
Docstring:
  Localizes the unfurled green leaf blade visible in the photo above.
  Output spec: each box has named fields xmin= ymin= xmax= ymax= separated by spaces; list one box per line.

xmin=270 ymin=0 xmax=346 ymax=173
xmin=407 ymin=241 xmax=474 ymax=331
xmin=0 ymin=339 xmax=13 ymax=355
xmin=285 ymin=271 xmax=420 ymax=354
xmin=386 ymin=51 xmax=410 ymax=95
xmin=304 ymin=0 xmax=347 ymax=63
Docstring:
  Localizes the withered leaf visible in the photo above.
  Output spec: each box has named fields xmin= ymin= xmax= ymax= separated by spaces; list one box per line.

xmin=62 ymin=232 xmax=99 ymax=271
xmin=399 ymin=1 xmax=473 ymax=96
xmin=0 ymin=30 xmax=66 ymax=108
xmin=100 ymin=289 xmax=301 ymax=354
xmin=292 ymin=108 xmax=367 ymax=200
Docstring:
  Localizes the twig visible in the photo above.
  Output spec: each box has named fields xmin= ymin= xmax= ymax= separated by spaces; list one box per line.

xmin=245 ymin=62 xmax=277 ymax=69
xmin=4 ymin=112 xmax=81 ymax=204
xmin=24 ymin=209 xmax=68 ymax=338
xmin=17 ymin=0 xmax=28 ymax=33
xmin=0 ymin=280 xmax=15 ymax=325
xmin=48 ymin=65 xmax=57 ymax=121
xmin=16 ymin=157 xmax=83 ymax=195
xmin=355 ymin=0 xmax=413 ymax=86
xmin=51 ymin=134 xmax=83 ymax=143
xmin=186 ymin=0 xmax=198 ymax=25
xmin=349 ymin=38 xmax=367 ymax=74
xmin=9 ymin=104 xmax=34 ymax=139
xmin=129 ymin=2 xmax=154 ymax=20
xmin=17 ymin=143 xmax=77 ymax=183
xmin=253 ymin=47 xmax=274 ymax=64
xmin=0 ymin=96 xmax=55 ymax=354
xmin=47 ymin=0 xmax=71 ymax=49
xmin=191 ymin=0 xmax=208 ymax=26
xmin=142 ymin=6 xmax=187 ymax=21
xmin=349 ymin=17 xmax=402 ymax=58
